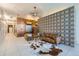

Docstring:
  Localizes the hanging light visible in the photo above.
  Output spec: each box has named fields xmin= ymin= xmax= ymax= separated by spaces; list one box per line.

xmin=4 ymin=14 xmax=11 ymax=20
xmin=30 ymin=6 xmax=42 ymax=18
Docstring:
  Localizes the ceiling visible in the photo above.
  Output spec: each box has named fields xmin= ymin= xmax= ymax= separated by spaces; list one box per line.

xmin=0 ymin=3 xmax=75 ymax=17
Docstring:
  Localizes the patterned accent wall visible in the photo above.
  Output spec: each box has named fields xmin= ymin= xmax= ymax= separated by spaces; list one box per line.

xmin=38 ymin=6 xmax=74 ymax=47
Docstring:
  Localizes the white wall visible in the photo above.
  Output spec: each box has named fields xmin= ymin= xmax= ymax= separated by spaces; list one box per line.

xmin=0 ymin=21 xmax=7 ymax=44
xmin=74 ymin=4 xmax=79 ymax=44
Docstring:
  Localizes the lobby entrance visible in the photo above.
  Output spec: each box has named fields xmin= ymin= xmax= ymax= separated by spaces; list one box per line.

xmin=8 ymin=25 xmax=14 ymax=33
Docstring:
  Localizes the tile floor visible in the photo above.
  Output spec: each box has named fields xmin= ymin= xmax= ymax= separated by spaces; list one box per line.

xmin=0 ymin=33 xmax=79 ymax=56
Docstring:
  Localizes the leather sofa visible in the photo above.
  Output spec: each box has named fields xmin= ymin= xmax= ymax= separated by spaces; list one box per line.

xmin=40 ymin=33 xmax=58 ymax=45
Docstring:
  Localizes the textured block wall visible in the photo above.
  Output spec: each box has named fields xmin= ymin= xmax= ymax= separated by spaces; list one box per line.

xmin=38 ymin=6 xmax=74 ymax=47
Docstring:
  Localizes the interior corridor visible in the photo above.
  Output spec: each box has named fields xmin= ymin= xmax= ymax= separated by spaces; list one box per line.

xmin=0 ymin=3 xmax=79 ymax=56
